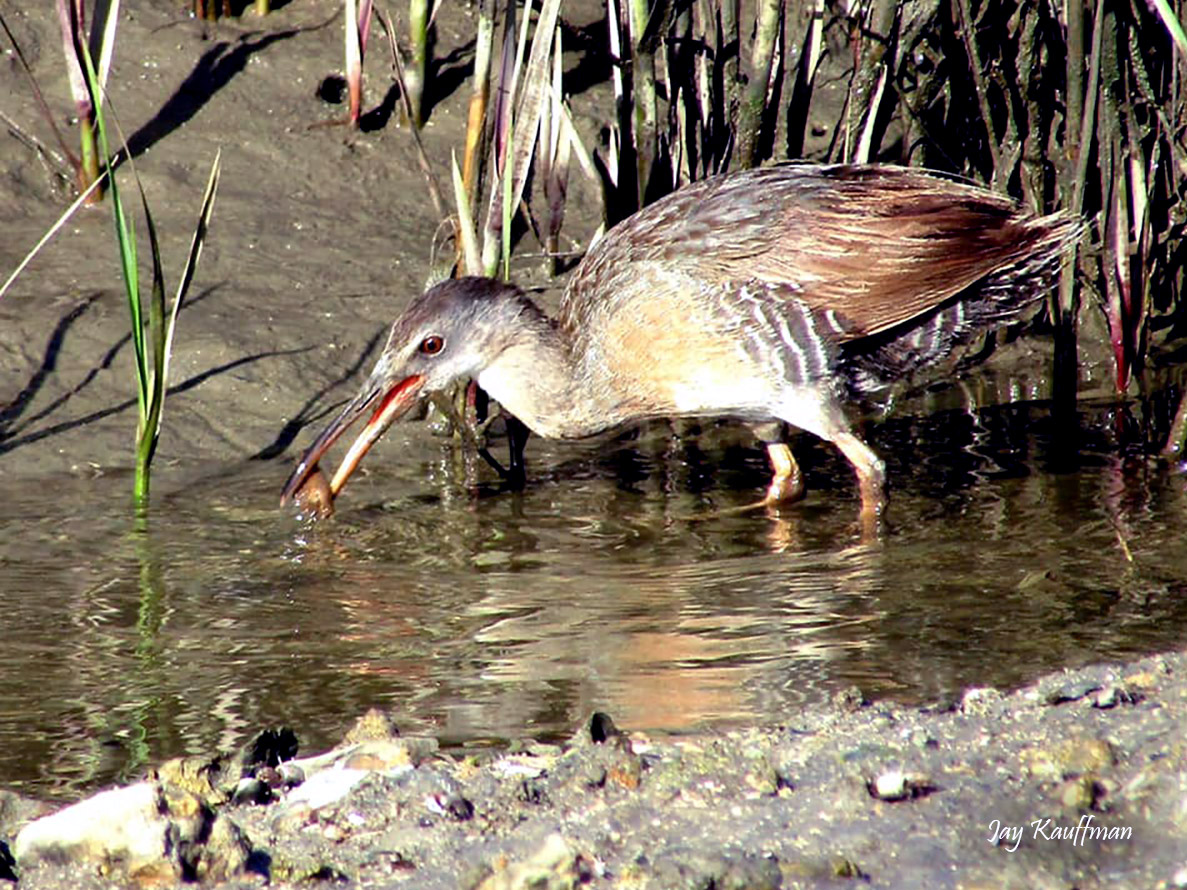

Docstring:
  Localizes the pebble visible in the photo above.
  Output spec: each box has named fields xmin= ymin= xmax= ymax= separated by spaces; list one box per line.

xmin=589 ymin=712 xmax=621 ymax=743
xmin=1091 ymin=685 xmax=1136 ymax=709
xmin=425 ymin=793 xmax=475 ymax=821
xmin=961 ymin=686 xmax=1004 ymax=714
xmin=870 ymin=769 xmax=932 ymax=801
xmin=872 ymin=770 xmax=909 ymax=801
xmin=1044 ymin=679 xmax=1103 ymax=705
xmin=231 ymin=777 xmax=273 ymax=806
xmin=278 ymin=762 xmax=307 ymax=787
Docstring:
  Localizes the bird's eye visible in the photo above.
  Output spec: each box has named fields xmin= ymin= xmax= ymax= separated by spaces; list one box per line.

xmin=419 ymin=335 xmax=445 ymax=356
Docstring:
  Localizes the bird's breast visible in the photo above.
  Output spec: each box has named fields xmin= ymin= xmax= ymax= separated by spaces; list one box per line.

xmin=574 ymin=276 xmax=781 ymax=422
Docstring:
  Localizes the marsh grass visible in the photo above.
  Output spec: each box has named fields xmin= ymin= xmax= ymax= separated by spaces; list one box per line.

xmin=0 ymin=20 xmax=222 ymax=508
xmin=79 ymin=48 xmax=222 ymax=508
xmin=445 ymin=0 xmax=569 ymax=280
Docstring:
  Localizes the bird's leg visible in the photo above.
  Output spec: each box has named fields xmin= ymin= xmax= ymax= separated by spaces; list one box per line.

xmin=477 ymin=413 xmax=531 ymax=490
xmin=470 ymin=381 xmax=490 ymax=425
xmin=762 ymin=442 xmax=806 ymax=505
xmin=750 ymin=422 xmax=804 ymax=506
xmin=504 ymin=414 xmax=531 ymax=490
xmin=832 ymin=431 xmax=886 ymax=535
xmin=685 ymin=433 xmax=804 ymax=519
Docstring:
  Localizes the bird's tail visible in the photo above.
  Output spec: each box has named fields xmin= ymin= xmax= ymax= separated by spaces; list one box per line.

xmin=839 ymin=211 xmax=1082 ymax=396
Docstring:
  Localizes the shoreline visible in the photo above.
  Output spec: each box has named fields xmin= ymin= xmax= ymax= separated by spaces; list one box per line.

xmin=4 ymin=646 xmax=1186 ymax=888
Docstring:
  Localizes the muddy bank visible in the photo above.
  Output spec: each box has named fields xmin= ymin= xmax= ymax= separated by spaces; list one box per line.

xmin=4 ymin=648 xmax=1186 ymax=889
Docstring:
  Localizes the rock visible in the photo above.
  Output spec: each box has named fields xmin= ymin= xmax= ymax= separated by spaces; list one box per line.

xmin=781 ymin=854 xmax=865 ymax=882
xmin=870 ymin=769 xmax=933 ymax=801
xmin=231 ymin=777 xmax=274 ymax=806
xmin=1023 ymin=738 xmax=1115 ymax=782
xmin=832 ymin=686 xmax=867 ymax=711
xmin=0 ymin=790 xmax=53 ymax=839
xmin=469 ymin=834 xmax=584 ymax=890
xmin=343 ymin=708 xmax=401 ymax=744
xmin=1091 ymin=685 xmax=1137 ymax=708
xmin=1058 ymin=775 xmax=1103 ymax=811
xmin=14 ymin=781 xmax=252 ymax=883
xmin=646 ymin=848 xmax=782 ymax=890
xmin=277 ymin=762 xmax=306 ymax=788
xmin=961 ymin=686 xmax=1004 ymax=714
xmin=154 ymin=755 xmax=227 ymax=805
xmin=343 ymin=739 xmax=433 ymax=772
xmin=1044 ymin=679 xmax=1103 ymax=705
xmin=588 ymin=712 xmax=621 ymax=743
xmin=281 ymin=766 xmax=369 ymax=812
xmin=15 ymin=783 xmax=177 ymax=879
xmin=289 ymin=735 xmax=436 ymax=779
xmin=182 ymin=810 xmax=254 ymax=883
xmin=425 ymin=793 xmax=475 ymax=821
xmin=872 ymin=769 xmax=909 ymax=801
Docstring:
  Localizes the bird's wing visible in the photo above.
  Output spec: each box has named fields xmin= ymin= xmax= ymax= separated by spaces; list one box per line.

xmin=565 ymin=165 xmax=1062 ymax=342
xmin=728 ymin=185 xmax=1056 ymax=339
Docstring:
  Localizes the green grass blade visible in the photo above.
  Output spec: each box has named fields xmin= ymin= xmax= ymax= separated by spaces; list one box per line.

xmin=1149 ymin=0 xmax=1187 ymax=60
xmin=137 ymin=179 xmax=167 ymax=467
xmin=130 ymin=151 xmax=220 ymax=485
xmin=81 ymin=43 xmax=149 ymax=417
xmin=162 ymin=149 xmax=222 ymax=402
xmin=91 ymin=0 xmax=121 ymax=92
xmin=451 ymin=150 xmax=481 ymax=275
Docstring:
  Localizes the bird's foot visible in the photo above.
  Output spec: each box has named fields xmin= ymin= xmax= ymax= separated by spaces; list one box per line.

xmin=677 ymin=442 xmax=805 ymax=521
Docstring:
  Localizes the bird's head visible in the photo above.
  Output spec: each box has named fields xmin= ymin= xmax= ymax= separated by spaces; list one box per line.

xmin=280 ymin=277 xmax=540 ymax=510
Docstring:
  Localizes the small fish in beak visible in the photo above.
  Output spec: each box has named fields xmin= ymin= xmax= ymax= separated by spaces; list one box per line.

xmin=280 ymin=373 xmax=425 ymax=514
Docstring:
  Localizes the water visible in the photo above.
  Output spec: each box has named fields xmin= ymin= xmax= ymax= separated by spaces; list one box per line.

xmin=4 ymin=389 xmax=1187 ymax=800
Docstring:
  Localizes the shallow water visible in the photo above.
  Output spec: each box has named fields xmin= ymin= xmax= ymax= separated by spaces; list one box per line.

xmin=4 ymin=387 xmax=1187 ymax=800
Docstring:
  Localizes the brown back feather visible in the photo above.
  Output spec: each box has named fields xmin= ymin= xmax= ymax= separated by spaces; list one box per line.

xmin=563 ymin=164 xmax=1077 ymax=342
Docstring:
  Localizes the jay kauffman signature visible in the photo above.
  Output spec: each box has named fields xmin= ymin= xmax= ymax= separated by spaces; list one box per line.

xmin=988 ymin=815 xmax=1132 ymax=853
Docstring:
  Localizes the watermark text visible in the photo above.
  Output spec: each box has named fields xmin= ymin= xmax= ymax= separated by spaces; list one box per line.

xmin=988 ymin=816 xmax=1131 ymax=853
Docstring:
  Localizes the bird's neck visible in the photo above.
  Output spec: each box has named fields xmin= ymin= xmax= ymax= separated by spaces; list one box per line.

xmin=475 ymin=315 xmax=611 ymax=439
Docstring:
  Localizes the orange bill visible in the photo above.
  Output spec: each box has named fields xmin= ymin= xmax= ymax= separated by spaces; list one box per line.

xmin=280 ymin=374 xmax=425 ymax=508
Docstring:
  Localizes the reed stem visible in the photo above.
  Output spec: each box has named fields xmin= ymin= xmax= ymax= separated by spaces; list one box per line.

xmin=737 ymin=0 xmax=781 ymax=168
xmin=407 ymin=0 xmax=430 ymax=128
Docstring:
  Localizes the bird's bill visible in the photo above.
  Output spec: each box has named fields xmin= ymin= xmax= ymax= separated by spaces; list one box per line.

xmin=280 ymin=374 xmax=425 ymax=507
